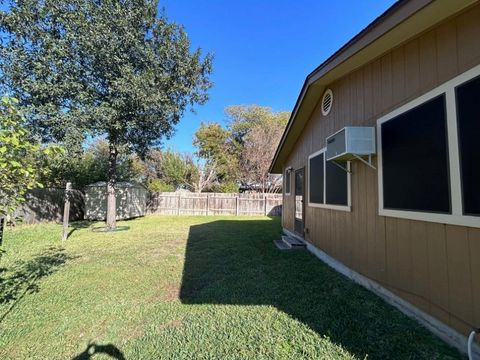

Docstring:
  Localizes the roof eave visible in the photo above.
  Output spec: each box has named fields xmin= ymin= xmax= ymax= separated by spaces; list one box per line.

xmin=270 ymin=0 xmax=476 ymax=173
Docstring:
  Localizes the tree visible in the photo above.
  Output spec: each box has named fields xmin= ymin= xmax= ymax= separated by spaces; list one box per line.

xmin=145 ymin=178 xmax=175 ymax=193
xmin=193 ymin=105 xmax=289 ymax=193
xmin=160 ymin=150 xmax=196 ymax=189
xmin=142 ymin=148 xmax=216 ymax=193
xmin=193 ymin=122 xmax=239 ymax=186
xmin=0 ymin=97 xmax=56 ymax=216
xmin=188 ymin=161 xmax=217 ymax=193
xmin=1 ymin=0 xmax=213 ymax=229
xmin=226 ymin=105 xmax=289 ymax=146
xmin=240 ymin=123 xmax=284 ymax=193
xmin=37 ymin=139 xmax=145 ymax=189
xmin=229 ymin=106 xmax=288 ymax=193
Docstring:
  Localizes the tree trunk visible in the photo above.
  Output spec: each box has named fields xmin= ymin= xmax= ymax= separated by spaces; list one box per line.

xmin=106 ymin=142 xmax=117 ymax=230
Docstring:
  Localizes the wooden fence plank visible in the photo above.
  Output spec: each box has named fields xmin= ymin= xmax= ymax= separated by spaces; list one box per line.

xmin=147 ymin=192 xmax=282 ymax=216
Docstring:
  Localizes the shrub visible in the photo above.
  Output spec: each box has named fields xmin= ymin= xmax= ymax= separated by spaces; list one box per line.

xmin=146 ymin=179 xmax=175 ymax=193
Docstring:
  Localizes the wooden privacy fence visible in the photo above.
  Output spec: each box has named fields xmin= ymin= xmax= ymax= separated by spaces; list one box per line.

xmin=15 ymin=188 xmax=85 ymax=224
xmin=147 ymin=192 xmax=282 ymax=216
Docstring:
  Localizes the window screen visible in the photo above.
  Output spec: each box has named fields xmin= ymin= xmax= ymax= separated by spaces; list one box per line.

xmin=381 ymin=95 xmax=451 ymax=213
xmin=284 ymin=170 xmax=291 ymax=194
xmin=309 ymin=153 xmax=324 ymax=204
xmin=325 ymin=161 xmax=348 ymax=205
xmin=456 ymin=75 xmax=480 ymax=216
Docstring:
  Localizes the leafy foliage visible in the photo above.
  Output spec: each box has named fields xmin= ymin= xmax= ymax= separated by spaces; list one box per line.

xmin=37 ymin=143 xmax=216 ymax=193
xmin=144 ymin=150 xmax=216 ymax=192
xmin=227 ymin=105 xmax=289 ymax=146
xmin=37 ymin=139 xmax=145 ymax=189
xmin=213 ymin=181 xmax=239 ymax=193
xmin=160 ymin=151 xmax=196 ymax=188
xmin=193 ymin=122 xmax=239 ymax=184
xmin=145 ymin=178 xmax=175 ymax=193
xmin=0 ymin=97 xmax=61 ymax=216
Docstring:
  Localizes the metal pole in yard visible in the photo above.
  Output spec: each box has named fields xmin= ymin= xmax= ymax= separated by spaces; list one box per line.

xmin=62 ymin=182 xmax=71 ymax=241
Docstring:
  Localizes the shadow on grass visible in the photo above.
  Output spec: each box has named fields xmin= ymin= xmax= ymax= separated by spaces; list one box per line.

xmin=68 ymin=220 xmax=134 ymax=238
xmin=91 ymin=226 xmax=130 ymax=233
xmin=180 ymin=218 xmax=462 ymax=360
xmin=71 ymin=341 xmax=125 ymax=360
xmin=67 ymin=220 xmax=95 ymax=239
xmin=0 ymin=246 xmax=75 ymax=323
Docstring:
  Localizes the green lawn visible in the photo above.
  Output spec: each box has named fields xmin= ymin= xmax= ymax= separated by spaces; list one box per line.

xmin=0 ymin=216 xmax=463 ymax=359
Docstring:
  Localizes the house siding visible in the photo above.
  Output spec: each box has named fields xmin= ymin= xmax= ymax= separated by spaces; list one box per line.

xmin=282 ymin=3 xmax=480 ymax=337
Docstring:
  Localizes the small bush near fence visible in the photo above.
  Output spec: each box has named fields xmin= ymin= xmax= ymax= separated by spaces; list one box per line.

xmin=147 ymin=192 xmax=282 ymax=216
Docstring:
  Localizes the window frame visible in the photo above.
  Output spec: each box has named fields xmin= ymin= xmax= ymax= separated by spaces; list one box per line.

xmin=284 ymin=168 xmax=291 ymax=196
xmin=377 ymin=63 xmax=480 ymax=228
xmin=307 ymin=148 xmax=351 ymax=212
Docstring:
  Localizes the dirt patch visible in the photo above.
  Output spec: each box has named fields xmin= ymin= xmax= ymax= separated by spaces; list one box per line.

xmin=163 ymin=283 xmax=180 ymax=301
xmin=148 ymin=283 xmax=180 ymax=303
xmin=76 ymin=318 xmax=108 ymax=341
xmin=122 ymin=325 xmax=145 ymax=342
xmin=97 ymin=319 xmax=109 ymax=338
xmin=156 ymin=317 xmax=184 ymax=333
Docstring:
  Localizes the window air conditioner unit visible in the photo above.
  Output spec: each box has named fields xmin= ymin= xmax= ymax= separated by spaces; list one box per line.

xmin=326 ymin=126 xmax=376 ymax=162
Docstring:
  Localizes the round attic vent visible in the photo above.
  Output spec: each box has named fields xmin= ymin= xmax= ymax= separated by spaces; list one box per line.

xmin=321 ymin=89 xmax=333 ymax=116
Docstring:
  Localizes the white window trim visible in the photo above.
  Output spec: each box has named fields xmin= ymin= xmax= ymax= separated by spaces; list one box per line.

xmin=284 ymin=169 xmax=291 ymax=196
xmin=307 ymin=148 xmax=351 ymax=212
xmin=377 ymin=63 xmax=480 ymax=228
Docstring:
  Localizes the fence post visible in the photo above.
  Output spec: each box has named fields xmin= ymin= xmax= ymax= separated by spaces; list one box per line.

xmin=177 ymin=195 xmax=181 ymax=216
xmin=236 ymin=196 xmax=239 ymax=216
xmin=62 ymin=182 xmax=71 ymax=241
xmin=206 ymin=194 xmax=209 ymax=216
xmin=0 ymin=216 xmax=4 ymax=247
xmin=264 ymin=195 xmax=267 ymax=216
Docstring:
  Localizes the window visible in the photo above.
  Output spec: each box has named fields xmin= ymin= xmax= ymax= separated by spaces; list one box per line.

xmin=456 ymin=75 xmax=480 ymax=216
xmin=307 ymin=148 xmax=350 ymax=211
xmin=381 ymin=95 xmax=450 ymax=213
xmin=284 ymin=169 xmax=291 ymax=195
xmin=378 ymin=64 xmax=480 ymax=228
xmin=309 ymin=152 xmax=324 ymax=204
xmin=326 ymin=159 xmax=349 ymax=206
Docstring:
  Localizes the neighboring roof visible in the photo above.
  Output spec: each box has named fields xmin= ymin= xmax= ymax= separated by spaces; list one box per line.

xmin=270 ymin=0 xmax=477 ymax=173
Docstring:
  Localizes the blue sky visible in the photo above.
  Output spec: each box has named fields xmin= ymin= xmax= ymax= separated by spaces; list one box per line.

xmin=161 ymin=0 xmax=397 ymax=154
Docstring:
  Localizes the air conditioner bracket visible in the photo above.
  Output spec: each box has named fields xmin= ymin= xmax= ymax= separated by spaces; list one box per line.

xmin=352 ymin=154 xmax=376 ymax=170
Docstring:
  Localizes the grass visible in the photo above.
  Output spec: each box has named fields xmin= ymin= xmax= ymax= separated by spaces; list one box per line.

xmin=0 ymin=216 xmax=463 ymax=359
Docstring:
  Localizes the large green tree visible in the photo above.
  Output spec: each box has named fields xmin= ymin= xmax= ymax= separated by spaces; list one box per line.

xmin=0 ymin=0 xmax=213 ymax=229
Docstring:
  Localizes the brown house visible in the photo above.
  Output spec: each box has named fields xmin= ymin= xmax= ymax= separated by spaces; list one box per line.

xmin=270 ymin=0 xmax=480 ymax=355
